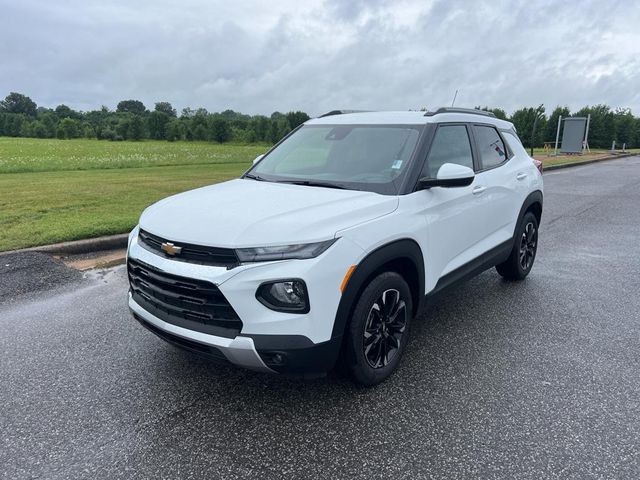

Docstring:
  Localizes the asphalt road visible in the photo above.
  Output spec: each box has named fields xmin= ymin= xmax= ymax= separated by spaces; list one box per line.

xmin=2 ymin=157 xmax=640 ymax=479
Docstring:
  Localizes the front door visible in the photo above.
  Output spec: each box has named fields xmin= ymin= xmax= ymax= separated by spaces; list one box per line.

xmin=415 ymin=124 xmax=492 ymax=289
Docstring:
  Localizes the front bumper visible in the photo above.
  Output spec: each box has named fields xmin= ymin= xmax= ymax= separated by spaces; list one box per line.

xmin=130 ymin=293 xmax=343 ymax=375
xmin=126 ymin=226 xmax=363 ymax=375
xmin=130 ymin=293 xmax=274 ymax=372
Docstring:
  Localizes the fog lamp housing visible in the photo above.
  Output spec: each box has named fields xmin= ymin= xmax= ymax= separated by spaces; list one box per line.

xmin=256 ymin=279 xmax=309 ymax=313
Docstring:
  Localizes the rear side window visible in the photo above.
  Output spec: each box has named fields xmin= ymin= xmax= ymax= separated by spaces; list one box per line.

xmin=503 ymin=131 xmax=528 ymax=157
xmin=474 ymin=125 xmax=507 ymax=169
xmin=425 ymin=125 xmax=473 ymax=177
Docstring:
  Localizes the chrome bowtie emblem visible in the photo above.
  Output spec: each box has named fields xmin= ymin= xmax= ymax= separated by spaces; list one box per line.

xmin=161 ymin=242 xmax=182 ymax=256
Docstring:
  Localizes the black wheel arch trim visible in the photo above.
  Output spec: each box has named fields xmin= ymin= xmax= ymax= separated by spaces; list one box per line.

xmin=516 ymin=190 xmax=543 ymax=234
xmin=330 ymin=238 xmax=425 ymax=340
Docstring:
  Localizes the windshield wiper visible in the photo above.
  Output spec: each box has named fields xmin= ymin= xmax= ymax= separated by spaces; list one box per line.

xmin=244 ymin=173 xmax=267 ymax=181
xmin=277 ymin=180 xmax=348 ymax=190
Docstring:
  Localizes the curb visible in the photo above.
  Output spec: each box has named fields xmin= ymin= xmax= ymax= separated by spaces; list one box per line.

xmin=543 ymin=153 xmax=636 ymax=171
xmin=0 ymin=233 xmax=129 ymax=256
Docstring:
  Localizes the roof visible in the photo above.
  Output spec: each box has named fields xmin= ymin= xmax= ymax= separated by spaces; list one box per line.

xmin=307 ymin=110 xmax=513 ymax=130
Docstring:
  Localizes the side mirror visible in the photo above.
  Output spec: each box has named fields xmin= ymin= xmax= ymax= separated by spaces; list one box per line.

xmin=252 ymin=154 xmax=265 ymax=165
xmin=417 ymin=163 xmax=475 ymax=190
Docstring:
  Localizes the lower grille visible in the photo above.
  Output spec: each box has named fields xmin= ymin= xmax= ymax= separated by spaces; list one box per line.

xmin=134 ymin=314 xmax=230 ymax=364
xmin=128 ymin=258 xmax=242 ymax=338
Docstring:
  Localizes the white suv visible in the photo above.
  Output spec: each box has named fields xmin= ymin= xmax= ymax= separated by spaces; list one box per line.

xmin=127 ymin=108 xmax=543 ymax=385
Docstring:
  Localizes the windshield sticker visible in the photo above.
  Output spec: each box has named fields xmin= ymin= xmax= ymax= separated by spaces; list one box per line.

xmin=391 ymin=159 xmax=403 ymax=170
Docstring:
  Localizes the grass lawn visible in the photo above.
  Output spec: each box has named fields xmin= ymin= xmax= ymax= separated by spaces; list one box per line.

xmin=532 ymin=148 xmax=640 ymax=167
xmin=0 ymin=138 xmax=266 ymax=251
xmin=1 ymin=137 xmax=638 ymax=252
xmin=0 ymin=137 xmax=268 ymax=173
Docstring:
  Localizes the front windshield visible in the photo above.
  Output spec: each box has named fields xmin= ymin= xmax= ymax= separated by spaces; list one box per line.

xmin=248 ymin=124 xmax=423 ymax=194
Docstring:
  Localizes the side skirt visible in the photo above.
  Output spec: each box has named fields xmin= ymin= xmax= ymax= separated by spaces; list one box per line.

xmin=422 ymin=238 xmax=513 ymax=308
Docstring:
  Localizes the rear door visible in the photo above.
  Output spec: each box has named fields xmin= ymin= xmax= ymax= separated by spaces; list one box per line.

xmin=470 ymin=124 xmax=523 ymax=250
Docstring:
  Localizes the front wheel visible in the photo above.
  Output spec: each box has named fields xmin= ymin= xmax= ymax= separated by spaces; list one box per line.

xmin=496 ymin=211 xmax=539 ymax=280
xmin=343 ymin=272 xmax=413 ymax=386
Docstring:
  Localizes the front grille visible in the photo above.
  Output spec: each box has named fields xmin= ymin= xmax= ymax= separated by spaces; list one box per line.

xmin=128 ymin=258 xmax=242 ymax=338
xmin=138 ymin=229 xmax=239 ymax=268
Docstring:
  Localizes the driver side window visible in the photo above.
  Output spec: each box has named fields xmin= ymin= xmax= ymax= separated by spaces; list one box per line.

xmin=424 ymin=125 xmax=474 ymax=177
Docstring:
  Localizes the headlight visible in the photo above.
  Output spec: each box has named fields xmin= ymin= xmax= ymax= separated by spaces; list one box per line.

xmin=236 ymin=239 xmax=337 ymax=262
xmin=256 ymin=279 xmax=309 ymax=313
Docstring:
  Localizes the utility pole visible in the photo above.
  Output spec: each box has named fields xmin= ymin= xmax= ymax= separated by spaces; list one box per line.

xmin=530 ymin=114 xmax=540 ymax=157
xmin=554 ymin=115 xmax=562 ymax=156
xmin=583 ymin=114 xmax=591 ymax=153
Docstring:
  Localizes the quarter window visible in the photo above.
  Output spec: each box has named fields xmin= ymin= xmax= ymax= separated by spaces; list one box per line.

xmin=425 ymin=125 xmax=473 ymax=177
xmin=474 ymin=126 xmax=507 ymax=169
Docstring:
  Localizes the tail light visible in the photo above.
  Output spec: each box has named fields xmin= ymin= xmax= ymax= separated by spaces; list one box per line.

xmin=532 ymin=159 xmax=543 ymax=174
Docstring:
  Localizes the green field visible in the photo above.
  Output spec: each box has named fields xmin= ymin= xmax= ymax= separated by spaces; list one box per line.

xmin=0 ymin=138 xmax=269 ymax=251
xmin=531 ymin=148 xmax=640 ymax=167
xmin=0 ymin=137 xmax=267 ymax=173
xmin=2 ymin=137 xmax=637 ymax=252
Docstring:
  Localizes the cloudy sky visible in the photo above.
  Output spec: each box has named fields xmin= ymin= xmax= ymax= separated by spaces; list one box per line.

xmin=2 ymin=0 xmax=639 ymax=116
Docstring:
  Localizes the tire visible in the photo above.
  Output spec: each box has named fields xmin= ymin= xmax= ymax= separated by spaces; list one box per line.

xmin=496 ymin=211 xmax=539 ymax=281
xmin=343 ymin=272 xmax=413 ymax=386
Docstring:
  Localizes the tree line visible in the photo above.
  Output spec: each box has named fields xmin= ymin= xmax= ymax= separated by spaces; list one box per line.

xmin=476 ymin=104 xmax=639 ymax=149
xmin=0 ymin=92 xmax=309 ymax=144
xmin=1 ymin=92 xmax=639 ymax=149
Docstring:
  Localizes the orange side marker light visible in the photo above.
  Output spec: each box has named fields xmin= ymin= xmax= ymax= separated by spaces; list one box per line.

xmin=340 ymin=265 xmax=357 ymax=293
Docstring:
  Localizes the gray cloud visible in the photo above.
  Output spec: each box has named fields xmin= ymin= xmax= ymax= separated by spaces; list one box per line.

xmin=1 ymin=0 xmax=639 ymax=116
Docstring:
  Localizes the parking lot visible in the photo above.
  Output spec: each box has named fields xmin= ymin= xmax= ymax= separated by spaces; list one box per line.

xmin=1 ymin=157 xmax=639 ymax=479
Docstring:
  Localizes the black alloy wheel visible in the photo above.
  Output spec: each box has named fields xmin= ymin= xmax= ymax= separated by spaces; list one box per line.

xmin=496 ymin=211 xmax=539 ymax=280
xmin=342 ymin=271 xmax=413 ymax=386
xmin=519 ymin=221 xmax=537 ymax=271
xmin=363 ymin=289 xmax=407 ymax=369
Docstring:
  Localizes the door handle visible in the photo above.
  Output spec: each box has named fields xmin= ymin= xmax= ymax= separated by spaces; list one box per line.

xmin=472 ymin=186 xmax=487 ymax=195
xmin=516 ymin=172 xmax=528 ymax=181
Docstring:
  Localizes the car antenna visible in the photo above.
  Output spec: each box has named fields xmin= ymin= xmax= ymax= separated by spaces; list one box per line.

xmin=451 ymin=89 xmax=459 ymax=107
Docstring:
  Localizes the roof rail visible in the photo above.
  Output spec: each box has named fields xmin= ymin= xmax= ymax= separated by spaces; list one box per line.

xmin=424 ymin=107 xmax=496 ymax=118
xmin=318 ymin=109 xmax=371 ymax=118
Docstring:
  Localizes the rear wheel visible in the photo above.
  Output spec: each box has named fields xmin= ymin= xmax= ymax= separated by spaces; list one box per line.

xmin=343 ymin=272 xmax=413 ymax=386
xmin=496 ymin=211 xmax=539 ymax=280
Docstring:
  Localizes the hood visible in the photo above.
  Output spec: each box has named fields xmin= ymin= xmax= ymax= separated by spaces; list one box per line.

xmin=139 ymin=179 xmax=398 ymax=247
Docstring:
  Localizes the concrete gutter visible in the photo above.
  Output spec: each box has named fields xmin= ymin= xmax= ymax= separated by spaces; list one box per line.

xmin=0 ymin=233 xmax=128 ymax=257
